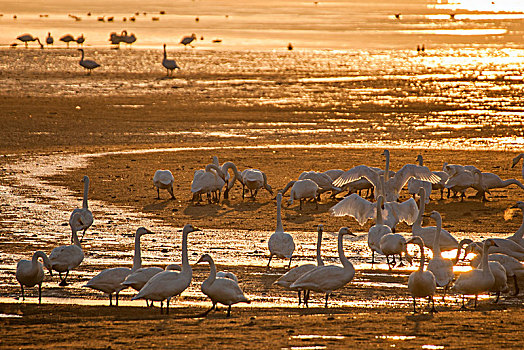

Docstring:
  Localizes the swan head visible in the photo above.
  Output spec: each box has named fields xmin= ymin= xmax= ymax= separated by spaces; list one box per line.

xmin=136 ymin=227 xmax=153 ymax=237
xmin=511 ymin=201 xmax=524 ymax=210
xmin=317 ymin=224 xmax=323 ymax=232
xmin=196 ymin=253 xmax=212 ymax=264
xmin=382 ymin=149 xmax=390 ymax=157
xmin=484 ymin=238 xmax=498 ymax=249
xmin=511 ymin=155 xmax=522 ymax=168
xmin=82 ymin=175 xmax=89 ymax=183
xmin=165 ymin=264 xmax=181 ymax=271
xmin=416 ymin=154 xmax=423 ymax=163
xmin=428 ymin=211 xmax=441 ymax=221
xmin=179 ymin=224 xmax=201 ymax=234
xmin=464 ymin=242 xmax=482 ymax=256
xmin=338 ymin=227 xmax=356 ymax=237
xmin=418 ymin=187 xmax=426 ymax=197
xmin=407 ymin=236 xmax=424 ymax=247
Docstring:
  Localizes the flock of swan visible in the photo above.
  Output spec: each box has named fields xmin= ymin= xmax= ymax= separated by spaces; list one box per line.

xmin=15 ymin=151 xmax=524 ymax=316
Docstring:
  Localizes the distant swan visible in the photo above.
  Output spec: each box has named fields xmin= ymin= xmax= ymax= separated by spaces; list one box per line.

xmin=290 ymin=227 xmax=356 ymax=308
xmin=153 ymin=169 xmax=175 ymax=199
xmin=83 ymin=227 xmax=153 ymax=306
xmin=196 ymin=254 xmax=250 ymax=317
xmin=131 ymin=224 xmax=200 ymax=314
xmin=180 ymin=33 xmax=197 ymax=47
xmin=274 ymin=224 xmax=324 ymax=305
xmin=60 ymin=34 xmax=75 ymax=48
xmin=16 ymin=251 xmax=53 ymax=304
xmin=49 ymin=214 xmax=84 ymax=286
xmin=452 ymin=239 xmax=498 ymax=308
xmin=162 ymin=44 xmax=180 ymax=76
xmin=267 ymin=193 xmax=295 ymax=268
xmin=46 ymin=32 xmax=53 ymax=46
xmin=78 ymin=49 xmax=100 ymax=75
xmin=406 ymin=236 xmax=436 ymax=313
xmin=17 ymin=34 xmax=43 ymax=49
xmin=76 ymin=34 xmax=85 ymax=46
xmin=69 ymin=175 xmax=93 ymax=242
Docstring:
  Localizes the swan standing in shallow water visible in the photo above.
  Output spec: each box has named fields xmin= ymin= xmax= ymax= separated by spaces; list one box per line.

xmin=274 ymin=224 xmax=325 ymax=305
xmin=49 ymin=214 xmax=84 ymax=286
xmin=379 ymin=233 xmax=412 ymax=269
xmin=507 ymin=201 xmax=524 ymax=247
xmin=60 ymin=34 xmax=75 ymax=47
xmin=78 ymin=49 xmax=100 ymax=75
xmin=406 ymin=236 xmax=436 ymax=313
xmin=162 ymin=44 xmax=180 ymax=76
xmin=196 ymin=254 xmax=250 ymax=317
xmin=452 ymin=239 xmax=498 ymax=308
xmin=132 ymin=224 xmax=199 ymax=314
xmin=427 ymin=211 xmax=454 ymax=299
xmin=69 ymin=175 xmax=93 ymax=242
xmin=412 ymin=188 xmax=458 ymax=251
xmin=290 ymin=227 xmax=356 ymax=308
xmin=267 ymin=193 xmax=295 ymax=268
xmin=17 ymin=34 xmax=43 ymax=48
xmin=83 ymin=227 xmax=153 ymax=306
xmin=16 ymin=251 xmax=53 ymax=304
xmin=153 ymin=169 xmax=175 ymax=199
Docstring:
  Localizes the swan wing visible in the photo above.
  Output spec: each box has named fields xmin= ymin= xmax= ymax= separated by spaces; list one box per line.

xmin=122 ymin=266 xmax=164 ymax=290
xmin=204 ymin=278 xmax=248 ymax=305
xmin=332 ymin=165 xmax=380 ymax=188
xmin=274 ymin=264 xmax=316 ymax=288
xmin=391 ymin=164 xmax=441 ymax=191
xmin=329 ymin=193 xmax=375 ymax=226
xmin=427 ymin=258 xmax=454 ymax=287
xmin=386 ymin=198 xmax=419 ymax=225
xmin=84 ymin=267 xmax=132 ymax=293
xmin=290 ymin=265 xmax=355 ymax=293
xmin=154 ymin=170 xmax=174 ymax=185
xmin=49 ymin=245 xmax=84 ymax=271
xmin=132 ymin=270 xmax=190 ymax=301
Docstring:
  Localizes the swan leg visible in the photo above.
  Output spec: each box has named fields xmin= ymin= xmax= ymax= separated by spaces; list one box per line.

xmin=288 ymin=256 xmax=293 ymax=269
xmin=109 ymin=294 xmax=113 ymax=306
xmin=254 ymin=189 xmax=259 ymax=199
xmin=324 ymin=293 xmax=329 ymax=308
xmin=412 ymin=297 xmax=417 ymax=313
xmin=20 ymin=284 xmax=25 ymax=301
xmin=59 ymin=271 xmax=69 ymax=286
xmin=392 ymin=255 xmax=396 ymax=266
xmin=429 ymin=296 xmax=437 ymax=313
xmin=299 ymin=199 xmax=303 ymax=210
xmin=146 ymin=299 xmax=149 ymax=307
xmin=442 ymin=285 xmax=448 ymax=303
xmin=298 ymin=291 xmax=302 ymax=306
xmin=494 ymin=292 xmax=500 ymax=303
xmin=227 ymin=305 xmax=232 ymax=317
xmin=304 ymin=290 xmax=310 ymax=308
xmin=242 ymin=184 xmax=245 ymax=200
xmin=157 ymin=187 xmax=160 ymax=199
xmin=385 ymin=255 xmax=391 ymax=270
xmin=460 ymin=295 xmax=467 ymax=310
xmin=166 ymin=298 xmax=170 ymax=314
xmin=116 ymin=292 xmax=119 ymax=307
xmin=371 ymin=250 xmax=375 ymax=266
xmin=397 ymin=254 xmax=405 ymax=267
xmin=38 ymin=283 xmax=42 ymax=304
xmin=474 ymin=295 xmax=478 ymax=308
xmin=160 ymin=301 xmax=163 ymax=314
xmin=194 ymin=303 xmax=216 ymax=318
xmin=267 ymin=255 xmax=273 ymax=269
xmin=168 ymin=185 xmax=175 ymax=199
xmin=513 ymin=275 xmax=519 ymax=296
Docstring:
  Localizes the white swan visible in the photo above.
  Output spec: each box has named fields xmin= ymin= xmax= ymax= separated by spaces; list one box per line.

xmin=329 ymin=193 xmax=418 ymax=232
xmin=468 ymin=246 xmax=524 ymax=296
xmin=267 ymin=193 xmax=295 ymax=268
xmin=17 ymin=34 xmax=43 ymax=49
xmin=49 ymin=214 xmax=84 ymax=286
xmin=290 ymin=227 xmax=356 ymax=308
xmin=76 ymin=34 xmax=85 ymax=46
xmin=507 ymin=201 xmax=524 ymax=246
xmin=16 ymin=251 xmax=53 ymax=304
xmin=60 ymin=34 xmax=75 ymax=48
xmin=407 ymin=155 xmax=433 ymax=203
xmin=131 ymin=224 xmax=200 ymax=314
xmin=467 ymin=243 xmax=512 ymax=301
xmin=426 ymin=211 xmax=454 ymax=296
xmin=240 ymin=168 xmax=272 ymax=200
xmin=274 ymin=224 xmax=324 ymax=305
xmin=333 ymin=150 xmax=440 ymax=202
xmin=196 ymin=254 xmax=250 ymax=317
xmin=480 ymin=236 xmax=524 ymax=261
xmin=406 ymin=236 xmax=436 ymax=313
xmin=511 ymin=153 xmax=524 ymax=179
xmin=216 ymin=271 xmax=238 ymax=282
xmin=122 ymin=264 xmax=181 ymax=307
xmin=444 ymin=168 xmax=486 ymax=201
xmin=162 ymin=44 xmax=180 ymax=76
xmin=412 ymin=188 xmax=458 ymax=251
xmin=217 ymin=161 xmax=243 ymax=199
xmin=474 ymin=172 xmax=524 ymax=200
xmin=191 ymin=163 xmax=226 ymax=203
xmin=45 ymin=32 xmax=53 ymax=46
xmin=69 ymin=175 xmax=93 ymax=242
xmin=452 ymin=239 xmax=498 ymax=308
xmin=78 ymin=49 xmax=100 ymax=75
xmin=323 ymin=169 xmax=344 ymax=181
xmin=180 ymin=33 xmax=197 ymax=47
xmin=367 ymin=196 xmax=392 ymax=265
xmin=379 ymin=233 xmax=412 ymax=269
xmin=282 ymin=179 xmax=319 ymax=210
xmin=297 ymin=171 xmax=341 ymax=198
xmin=153 ymin=169 xmax=175 ymax=199
xmin=83 ymin=227 xmax=153 ymax=306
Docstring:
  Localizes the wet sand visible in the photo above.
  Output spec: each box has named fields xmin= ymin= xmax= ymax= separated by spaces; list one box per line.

xmin=1 ymin=86 xmax=524 ymax=348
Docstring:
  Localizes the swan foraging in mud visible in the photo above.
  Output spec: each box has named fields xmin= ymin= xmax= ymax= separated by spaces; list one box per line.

xmin=78 ymin=49 xmax=100 ymax=75
xmin=240 ymin=168 xmax=273 ymax=200
xmin=281 ymin=179 xmax=320 ymax=210
xmin=153 ymin=169 xmax=175 ymax=199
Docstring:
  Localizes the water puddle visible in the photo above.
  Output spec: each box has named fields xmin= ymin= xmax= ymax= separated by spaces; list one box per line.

xmin=0 ymin=313 xmax=22 ymax=318
xmin=376 ymin=335 xmax=416 ymax=341
xmin=290 ymin=335 xmax=345 ymax=340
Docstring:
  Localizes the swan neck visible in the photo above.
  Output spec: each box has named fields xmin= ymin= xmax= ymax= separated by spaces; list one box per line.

xmin=82 ymin=178 xmax=89 ymax=209
xmin=32 ymin=251 xmax=48 ymax=271
xmin=337 ymin=233 xmax=351 ymax=269
xmin=316 ymin=228 xmax=324 ymax=266
xmin=418 ymin=156 xmax=423 ymax=166
xmin=481 ymin=242 xmax=491 ymax=272
xmin=453 ymin=241 xmax=465 ymax=265
xmin=418 ymin=243 xmax=425 ymax=271
xmin=514 ymin=208 xmax=524 ymax=239
xmin=432 ymin=215 xmax=442 ymax=257
xmin=132 ymin=233 xmax=142 ymax=271
xmin=384 ymin=151 xmax=390 ymax=181
xmin=71 ymin=227 xmax=81 ymax=248
xmin=79 ymin=49 xmax=84 ymax=62
xmin=414 ymin=190 xmax=426 ymax=227
xmin=181 ymin=232 xmax=191 ymax=273
xmin=205 ymin=259 xmax=217 ymax=286
xmin=276 ymin=195 xmax=284 ymax=233
xmin=376 ymin=197 xmax=384 ymax=225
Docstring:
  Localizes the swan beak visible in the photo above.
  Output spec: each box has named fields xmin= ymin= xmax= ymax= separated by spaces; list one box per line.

xmin=493 ymin=242 xmax=499 ymax=247
xmin=511 ymin=161 xmax=517 ymax=168
xmin=196 ymin=256 xmax=205 ymax=264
